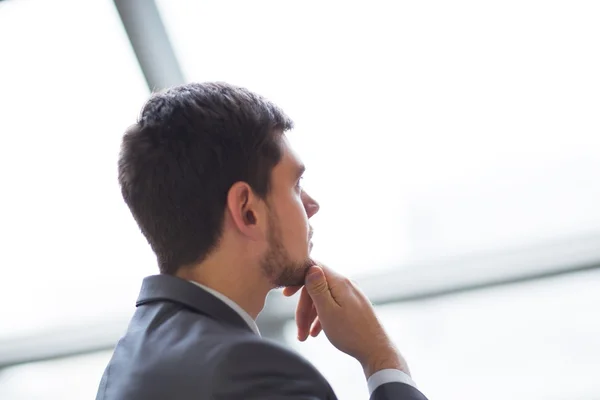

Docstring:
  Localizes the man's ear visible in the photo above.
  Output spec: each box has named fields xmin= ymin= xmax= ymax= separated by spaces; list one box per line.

xmin=226 ymin=181 xmax=264 ymax=239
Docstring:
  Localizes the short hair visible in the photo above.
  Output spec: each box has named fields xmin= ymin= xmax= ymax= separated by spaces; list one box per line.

xmin=118 ymin=82 xmax=294 ymax=275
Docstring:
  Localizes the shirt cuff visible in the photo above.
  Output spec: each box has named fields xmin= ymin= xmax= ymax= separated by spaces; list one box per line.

xmin=367 ymin=369 xmax=417 ymax=395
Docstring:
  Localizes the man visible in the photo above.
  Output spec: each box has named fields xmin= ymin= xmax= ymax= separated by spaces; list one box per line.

xmin=96 ymin=82 xmax=428 ymax=400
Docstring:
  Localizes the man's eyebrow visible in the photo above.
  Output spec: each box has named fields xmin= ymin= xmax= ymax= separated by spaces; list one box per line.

xmin=295 ymin=164 xmax=306 ymax=180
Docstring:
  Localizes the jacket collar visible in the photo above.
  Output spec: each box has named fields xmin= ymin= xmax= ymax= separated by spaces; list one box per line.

xmin=136 ymin=274 xmax=253 ymax=333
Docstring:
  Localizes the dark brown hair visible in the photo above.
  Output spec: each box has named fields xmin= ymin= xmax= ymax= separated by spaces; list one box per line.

xmin=118 ymin=82 xmax=294 ymax=274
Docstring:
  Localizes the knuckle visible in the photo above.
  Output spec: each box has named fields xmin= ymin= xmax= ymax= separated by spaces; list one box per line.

xmin=313 ymin=281 xmax=328 ymax=292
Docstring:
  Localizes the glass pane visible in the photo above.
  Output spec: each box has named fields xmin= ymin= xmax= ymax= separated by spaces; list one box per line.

xmin=0 ymin=0 xmax=151 ymax=340
xmin=0 ymin=351 xmax=112 ymax=400
xmin=285 ymin=269 xmax=600 ymax=400
xmin=157 ymin=0 xmax=600 ymax=275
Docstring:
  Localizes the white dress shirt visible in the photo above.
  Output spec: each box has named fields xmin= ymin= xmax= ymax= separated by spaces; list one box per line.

xmin=188 ymin=280 xmax=416 ymax=395
xmin=189 ymin=280 xmax=261 ymax=335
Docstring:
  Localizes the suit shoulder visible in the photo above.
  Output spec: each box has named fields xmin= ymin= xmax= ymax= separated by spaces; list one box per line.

xmin=216 ymin=335 xmax=325 ymax=379
xmin=220 ymin=335 xmax=308 ymax=361
xmin=210 ymin=337 xmax=335 ymax=399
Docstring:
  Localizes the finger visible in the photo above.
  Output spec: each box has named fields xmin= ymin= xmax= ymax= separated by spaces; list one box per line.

xmin=304 ymin=266 xmax=330 ymax=301
xmin=306 ymin=265 xmax=347 ymax=309
xmin=311 ymin=262 xmax=345 ymax=285
xmin=305 ymin=304 xmax=318 ymax=338
xmin=298 ymin=301 xmax=318 ymax=341
xmin=296 ymin=287 xmax=316 ymax=341
xmin=283 ymin=286 xmax=302 ymax=297
xmin=309 ymin=317 xmax=322 ymax=337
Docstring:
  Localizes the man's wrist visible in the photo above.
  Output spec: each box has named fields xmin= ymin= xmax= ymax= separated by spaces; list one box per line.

xmin=361 ymin=346 xmax=410 ymax=379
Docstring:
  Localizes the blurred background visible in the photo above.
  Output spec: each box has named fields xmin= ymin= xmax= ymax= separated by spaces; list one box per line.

xmin=0 ymin=0 xmax=599 ymax=399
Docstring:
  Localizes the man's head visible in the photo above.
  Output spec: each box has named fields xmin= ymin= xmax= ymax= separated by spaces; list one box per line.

xmin=118 ymin=82 xmax=319 ymax=288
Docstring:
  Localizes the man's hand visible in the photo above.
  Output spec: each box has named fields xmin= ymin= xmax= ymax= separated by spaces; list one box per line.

xmin=284 ymin=263 xmax=411 ymax=378
xmin=282 ymin=283 xmax=323 ymax=341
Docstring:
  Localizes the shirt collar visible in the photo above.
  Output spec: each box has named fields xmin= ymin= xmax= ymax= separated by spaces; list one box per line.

xmin=188 ymin=280 xmax=261 ymax=336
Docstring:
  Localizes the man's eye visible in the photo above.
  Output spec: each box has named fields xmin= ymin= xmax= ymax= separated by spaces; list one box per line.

xmin=296 ymin=177 xmax=304 ymax=189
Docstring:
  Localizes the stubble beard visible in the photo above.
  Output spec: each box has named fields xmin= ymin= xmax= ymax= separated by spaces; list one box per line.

xmin=260 ymin=212 xmax=313 ymax=288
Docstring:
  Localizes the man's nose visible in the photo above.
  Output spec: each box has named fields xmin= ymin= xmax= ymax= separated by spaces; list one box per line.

xmin=303 ymin=191 xmax=320 ymax=219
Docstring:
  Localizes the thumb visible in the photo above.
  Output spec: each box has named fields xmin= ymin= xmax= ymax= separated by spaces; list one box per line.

xmin=305 ymin=266 xmax=331 ymax=305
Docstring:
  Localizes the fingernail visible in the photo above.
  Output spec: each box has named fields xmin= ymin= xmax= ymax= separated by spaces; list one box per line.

xmin=306 ymin=269 xmax=321 ymax=282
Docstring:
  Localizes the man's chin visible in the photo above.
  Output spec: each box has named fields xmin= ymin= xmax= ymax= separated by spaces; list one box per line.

xmin=272 ymin=261 xmax=312 ymax=288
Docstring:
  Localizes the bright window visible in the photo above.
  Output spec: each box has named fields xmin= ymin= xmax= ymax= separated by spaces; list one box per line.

xmin=157 ymin=0 xmax=600 ymax=275
xmin=0 ymin=0 xmax=151 ymax=340
xmin=0 ymin=351 xmax=112 ymax=400
xmin=1 ymin=1 xmax=599 ymax=399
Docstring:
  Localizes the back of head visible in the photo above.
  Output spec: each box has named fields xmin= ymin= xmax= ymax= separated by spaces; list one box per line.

xmin=118 ymin=82 xmax=294 ymax=275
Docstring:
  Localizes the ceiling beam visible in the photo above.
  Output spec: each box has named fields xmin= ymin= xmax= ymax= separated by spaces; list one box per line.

xmin=113 ymin=0 xmax=186 ymax=91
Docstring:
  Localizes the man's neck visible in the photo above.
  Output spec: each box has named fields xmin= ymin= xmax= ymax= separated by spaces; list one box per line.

xmin=175 ymin=259 xmax=271 ymax=319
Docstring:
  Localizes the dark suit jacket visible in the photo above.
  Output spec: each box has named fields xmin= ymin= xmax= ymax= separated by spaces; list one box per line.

xmin=96 ymin=275 xmax=428 ymax=400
